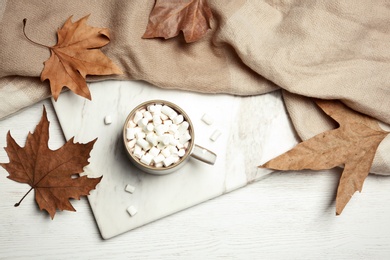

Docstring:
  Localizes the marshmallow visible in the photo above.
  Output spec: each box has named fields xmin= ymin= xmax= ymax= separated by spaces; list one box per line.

xmin=169 ymin=111 xmax=178 ymax=120
xmin=127 ymin=139 xmax=137 ymax=149
xmin=160 ymin=113 xmax=169 ymax=121
xmin=153 ymin=154 xmax=165 ymax=164
xmin=173 ymin=156 xmax=180 ymax=163
xmin=136 ymin=138 xmax=151 ymax=151
xmin=155 ymin=124 xmax=167 ymax=136
xmin=163 ymin=120 xmax=173 ymax=127
xmin=163 ymin=156 xmax=177 ymax=167
xmin=161 ymin=105 xmax=176 ymax=117
xmin=210 ymin=129 xmax=222 ymax=142
xmin=133 ymin=111 xmax=143 ymax=123
xmin=177 ymin=149 xmax=186 ymax=157
xmin=147 ymin=104 xmax=156 ymax=113
xmin=169 ymin=135 xmax=178 ymax=146
xmin=178 ymin=121 xmax=189 ymax=133
xmin=153 ymin=115 xmax=162 ymax=125
xmin=127 ymin=120 xmax=137 ymax=128
xmin=125 ymin=184 xmax=136 ymax=194
xmin=155 ymin=162 xmax=163 ymax=168
xmin=201 ymin=113 xmax=214 ymax=125
xmin=176 ymin=142 xmax=184 ymax=149
xmin=143 ymin=111 xmax=153 ymax=121
xmin=146 ymin=123 xmax=154 ymax=132
xmin=179 ymin=131 xmax=192 ymax=144
xmin=157 ymin=142 xmax=166 ymax=150
xmin=126 ymin=127 xmax=136 ymax=140
xmin=169 ymin=145 xmax=178 ymax=155
xmin=140 ymin=153 xmax=153 ymax=165
xmin=127 ymin=205 xmax=137 ymax=217
xmin=159 ymin=134 xmax=171 ymax=146
xmin=104 ymin=115 xmax=112 ymax=125
xmin=137 ymin=118 xmax=149 ymax=130
xmin=146 ymin=133 xmax=158 ymax=146
xmin=161 ymin=147 xmax=171 ymax=157
xmin=173 ymin=115 xmax=184 ymax=125
xmin=135 ymin=131 xmax=146 ymax=139
xmin=149 ymin=146 xmax=160 ymax=157
xmin=133 ymin=145 xmax=144 ymax=159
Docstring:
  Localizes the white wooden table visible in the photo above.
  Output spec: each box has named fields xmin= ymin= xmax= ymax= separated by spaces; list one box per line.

xmin=1 ymin=98 xmax=390 ymax=259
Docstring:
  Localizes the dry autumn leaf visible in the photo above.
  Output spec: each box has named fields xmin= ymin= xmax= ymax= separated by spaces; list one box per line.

xmin=142 ymin=0 xmax=213 ymax=43
xmin=0 ymin=106 xmax=102 ymax=219
xmin=23 ymin=15 xmax=122 ymax=100
xmin=260 ymin=99 xmax=389 ymax=215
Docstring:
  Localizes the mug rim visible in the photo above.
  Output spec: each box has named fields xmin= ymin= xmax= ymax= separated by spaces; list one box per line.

xmin=123 ymin=99 xmax=195 ymax=173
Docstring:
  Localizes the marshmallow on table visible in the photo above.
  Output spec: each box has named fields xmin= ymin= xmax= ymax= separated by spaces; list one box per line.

xmin=125 ymin=184 xmax=136 ymax=194
xmin=210 ymin=129 xmax=222 ymax=142
xmin=104 ymin=115 xmax=112 ymax=125
xmin=127 ymin=205 xmax=138 ymax=217
xmin=201 ymin=113 xmax=214 ymax=125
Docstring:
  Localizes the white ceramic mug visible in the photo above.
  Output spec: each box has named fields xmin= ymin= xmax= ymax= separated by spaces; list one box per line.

xmin=123 ymin=100 xmax=217 ymax=175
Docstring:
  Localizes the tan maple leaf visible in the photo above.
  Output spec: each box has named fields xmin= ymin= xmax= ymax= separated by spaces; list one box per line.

xmin=23 ymin=15 xmax=123 ymax=100
xmin=142 ymin=0 xmax=213 ymax=43
xmin=260 ymin=99 xmax=389 ymax=215
xmin=0 ymin=106 xmax=102 ymax=219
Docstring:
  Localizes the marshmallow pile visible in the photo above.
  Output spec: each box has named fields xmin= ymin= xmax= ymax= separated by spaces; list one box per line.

xmin=125 ymin=103 xmax=191 ymax=168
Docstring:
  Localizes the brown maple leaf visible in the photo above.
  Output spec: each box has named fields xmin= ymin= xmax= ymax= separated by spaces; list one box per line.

xmin=142 ymin=0 xmax=213 ymax=43
xmin=23 ymin=15 xmax=122 ymax=101
xmin=260 ymin=99 xmax=389 ymax=215
xmin=0 ymin=106 xmax=102 ymax=219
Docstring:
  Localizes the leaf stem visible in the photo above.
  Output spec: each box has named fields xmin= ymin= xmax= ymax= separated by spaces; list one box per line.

xmin=22 ymin=18 xmax=50 ymax=48
xmin=14 ymin=187 xmax=34 ymax=207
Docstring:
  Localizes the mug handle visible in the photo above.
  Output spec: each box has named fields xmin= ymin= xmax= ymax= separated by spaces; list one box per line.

xmin=190 ymin=144 xmax=217 ymax=165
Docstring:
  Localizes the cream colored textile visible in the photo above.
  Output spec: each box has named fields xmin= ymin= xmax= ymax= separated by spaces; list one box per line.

xmin=1 ymin=0 xmax=389 ymax=173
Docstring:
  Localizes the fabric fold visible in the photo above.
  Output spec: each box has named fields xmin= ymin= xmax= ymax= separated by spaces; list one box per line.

xmin=0 ymin=0 xmax=389 ymax=173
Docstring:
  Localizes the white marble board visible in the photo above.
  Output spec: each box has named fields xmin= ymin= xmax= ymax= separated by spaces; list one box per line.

xmin=52 ymin=80 xmax=299 ymax=239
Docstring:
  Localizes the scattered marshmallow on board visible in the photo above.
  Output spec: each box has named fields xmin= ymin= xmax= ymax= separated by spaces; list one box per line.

xmin=201 ymin=113 xmax=221 ymax=142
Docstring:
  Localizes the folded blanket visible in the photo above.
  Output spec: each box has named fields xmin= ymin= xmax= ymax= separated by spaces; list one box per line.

xmin=1 ymin=0 xmax=389 ymax=174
